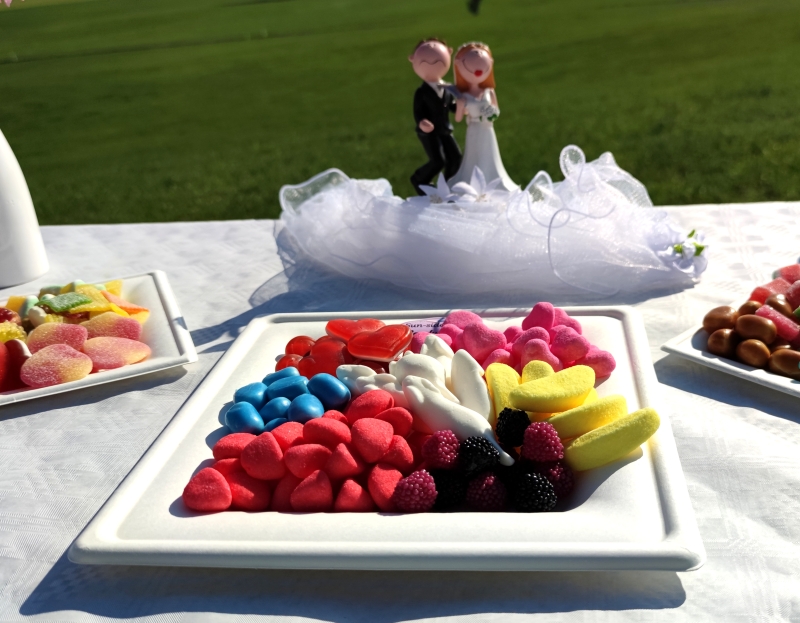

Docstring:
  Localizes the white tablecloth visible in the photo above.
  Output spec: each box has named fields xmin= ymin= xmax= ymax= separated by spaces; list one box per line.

xmin=1 ymin=203 xmax=799 ymax=622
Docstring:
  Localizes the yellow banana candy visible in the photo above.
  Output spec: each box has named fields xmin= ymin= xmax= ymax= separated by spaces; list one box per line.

xmin=548 ymin=394 xmax=628 ymax=439
xmin=520 ymin=360 xmax=554 ymax=383
xmin=509 ymin=365 xmax=595 ymax=413
xmin=485 ymin=363 xmax=520 ymax=426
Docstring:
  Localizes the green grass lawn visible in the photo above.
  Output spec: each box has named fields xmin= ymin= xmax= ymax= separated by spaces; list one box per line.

xmin=1 ymin=0 xmax=800 ymax=224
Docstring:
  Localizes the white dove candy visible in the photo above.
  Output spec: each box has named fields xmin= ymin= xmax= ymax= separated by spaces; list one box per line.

xmin=355 ymin=373 xmax=409 ymax=409
xmin=402 ymin=376 xmax=514 ymax=466
xmin=389 ymin=353 xmax=459 ymax=403
xmin=336 ymin=364 xmax=377 ymax=396
xmin=419 ymin=334 xmax=455 ymax=387
xmin=450 ymin=350 xmax=492 ymax=421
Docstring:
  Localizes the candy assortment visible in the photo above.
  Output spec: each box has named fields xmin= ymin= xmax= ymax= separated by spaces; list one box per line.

xmin=702 ymin=263 xmax=800 ymax=379
xmin=183 ymin=306 xmax=661 ymax=514
xmin=0 ymin=279 xmax=151 ymax=391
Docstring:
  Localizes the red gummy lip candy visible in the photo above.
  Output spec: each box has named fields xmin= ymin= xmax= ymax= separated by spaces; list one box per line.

xmin=326 ymin=318 xmax=385 ymax=341
xmin=347 ymin=325 xmax=413 ymax=362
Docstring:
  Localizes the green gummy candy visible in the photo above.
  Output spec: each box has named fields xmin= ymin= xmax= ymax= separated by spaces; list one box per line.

xmin=38 ymin=285 xmax=62 ymax=297
xmin=794 ymin=307 xmax=800 ymax=320
xmin=44 ymin=292 xmax=93 ymax=312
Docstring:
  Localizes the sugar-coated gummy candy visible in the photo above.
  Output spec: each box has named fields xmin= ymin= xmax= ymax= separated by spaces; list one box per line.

xmin=182 ymin=467 xmax=232 ymax=512
xmin=787 ymin=280 xmax=800 ymax=310
xmin=263 ymin=366 xmax=300 ymax=386
xmin=367 ymin=463 xmax=403 ymax=511
xmin=351 ymin=418 xmax=394 ymax=463
xmin=324 ymin=443 xmax=367 ymax=481
xmin=4 ymin=295 xmax=27 ymax=314
xmin=564 ymin=407 xmax=660 ymax=471
xmin=267 ymin=375 xmax=309 ymax=401
xmin=0 ymin=321 xmax=26 ymax=344
xmin=100 ymin=290 xmax=149 ymax=315
xmin=83 ymin=337 xmax=151 ymax=371
xmin=81 ymin=312 xmax=142 ymax=340
xmin=306 ymin=373 xmax=351 ymax=410
xmin=212 ymin=458 xmax=271 ymax=511
xmin=264 ymin=417 xmax=289 ymax=431
xmin=59 ymin=280 xmax=85 ymax=293
xmin=344 ymin=389 xmax=394 ymax=424
xmin=233 ymin=382 xmax=269 ymax=410
xmin=224 ymin=402 xmax=265 ymax=434
xmin=334 ymin=479 xmax=376 ymax=512
xmin=240 ymin=432 xmax=285 ymax=481
xmin=291 ymin=470 xmax=333 ymax=512
xmin=70 ymin=285 xmax=112 ymax=314
xmin=26 ymin=323 xmax=88 ymax=354
xmin=443 ymin=310 xmax=484 ymax=329
xmin=20 ymin=344 xmax=93 ymax=388
xmin=302 ymin=417 xmax=351 ymax=448
xmin=374 ymin=407 xmax=414 ymax=437
xmin=755 ymin=305 xmax=800 ymax=341
xmin=104 ymin=280 xmax=123 ymax=296
xmin=212 ymin=433 xmax=256 ymax=460
xmin=287 ymin=393 xmax=324 ymax=423
xmin=750 ymin=278 xmax=792 ymax=304
xmin=347 ymin=324 xmax=413 ymax=362
xmin=0 ymin=307 xmax=22 ymax=325
xmin=509 ymin=365 xmax=595 ymax=413
xmin=379 ymin=435 xmax=415 ymax=474
xmin=284 ymin=444 xmax=332 ymax=479
xmin=485 ymin=363 xmax=521 ymax=422
xmin=461 ymin=323 xmax=506 ymax=363
xmin=42 ymin=292 xmax=92 ymax=313
xmin=548 ymin=395 xmax=628 ymax=439
xmin=259 ymin=396 xmax=291 ymax=422
xmin=270 ymin=473 xmax=302 ymax=512
xmin=271 ymin=421 xmax=304 ymax=451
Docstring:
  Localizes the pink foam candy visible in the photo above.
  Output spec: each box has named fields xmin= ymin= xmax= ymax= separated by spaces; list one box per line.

xmin=437 ymin=324 xmax=463 ymax=350
xmin=409 ymin=332 xmax=430 ymax=354
xmin=82 ymin=337 xmax=152 ymax=371
xmin=20 ymin=344 xmax=93 ymax=388
xmin=550 ymin=326 xmax=591 ymax=364
xmin=503 ymin=326 xmax=524 ymax=344
xmin=521 ymin=339 xmax=562 ymax=371
xmin=462 ymin=323 xmax=506 ymax=363
xmin=553 ymin=308 xmax=582 ymax=334
xmin=522 ymin=302 xmax=555 ymax=331
xmin=482 ymin=348 xmax=515 ymax=370
xmin=574 ymin=346 xmax=616 ymax=378
xmin=513 ymin=327 xmax=550 ymax=358
xmin=26 ymin=323 xmax=88 ymax=354
xmin=443 ymin=310 xmax=484 ymax=329
xmin=81 ymin=312 xmax=142 ymax=341
xmin=756 ymin=305 xmax=800 ymax=341
xmin=435 ymin=333 xmax=453 ymax=347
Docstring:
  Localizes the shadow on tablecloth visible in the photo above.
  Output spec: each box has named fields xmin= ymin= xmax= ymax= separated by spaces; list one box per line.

xmin=20 ymin=551 xmax=685 ymax=620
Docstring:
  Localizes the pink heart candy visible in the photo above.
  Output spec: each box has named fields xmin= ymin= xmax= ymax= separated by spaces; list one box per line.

xmin=521 ymin=339 xmax=562 ymax=371
xmin=522 ymin=302 xmax=555 ymax=331
xmin=513 ymin=327 xmax=550 ymax=358
xmin=409 ymin=332 xmax=430 ymax=354
xmin=553 ymin=307 xmax=582 ymax=334
xmin=443 ymin=310 xmax=484 ymax=329
xmin=436 ymin=333 xmax=453 ymax=347
xmin=482 ymin=348 xmax=515 ymax=371
xmin=462 ymin=323 xmax=507 ymax=363
xmin=549 ymin=326 xmax=590 ymax=364
xmin=438 ymin=324 xmax=463 ymax=340
xmin=574 ymin=346 xmax=616 ymax=378
xmin=503 ymin=326 xmax=523 ymax=344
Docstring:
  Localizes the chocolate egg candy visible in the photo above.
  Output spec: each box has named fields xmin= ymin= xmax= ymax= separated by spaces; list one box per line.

xmin=707 ymin=328 xmax=740 ymax=358
xmin=735 ymin=314 xmax=777 ymax=345
xmin=736 ymin=339 xmax=771 ymax=368
xmin=702 ymin=306 xmax=738 ymax=333
xmin=768 ymin=349 xmax=800 ymax=379
xmin=737 ymin=301 xmax=762 ymax=316
xmin=770 ymin=339 xmax=791 ymax=352
xmin=765 ymin=294 xmax=794 ymax=318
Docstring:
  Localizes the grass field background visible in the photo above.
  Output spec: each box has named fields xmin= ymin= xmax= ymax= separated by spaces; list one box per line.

xmin=1 ymin=0 xmax=800 ymax=224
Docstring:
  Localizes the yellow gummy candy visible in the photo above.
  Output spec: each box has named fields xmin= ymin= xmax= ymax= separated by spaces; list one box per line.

xmin=43 ymin=314 xmax=66 ymax=324
xmin=108 ymin=303 xmax=130 ymax=317
xmin=70 ymin=285 xmax=112 ymax=314
xmin=4 ymin=295 xmax=26 ymax=314
xmin=485 ymin=363 xmax=520 ymax=426
xmin=104 ymin=280 xmax=123 ymax=297
xmin=521 ymin=360 xmax=554 ymax=384
xmin=509 ymin=365 xmax=595 ymax=413
xmin=564 ymin=407 xmax=660 ymax=471
xmin=548 ymin=394 xmax=628 ymax=440
xmin=129 ymin=310 xmax=150 ymax=325
xmin=0 ymin=321 xmax=27 ymax=343
xmin=529 ymin=388 xmax=600 ymax=424
xmin=583 ymin=388 xmax=599 ymax=405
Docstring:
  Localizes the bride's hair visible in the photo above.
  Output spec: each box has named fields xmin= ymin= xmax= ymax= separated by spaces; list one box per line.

xmin=454 ymin=42 xmax=496 ymax=92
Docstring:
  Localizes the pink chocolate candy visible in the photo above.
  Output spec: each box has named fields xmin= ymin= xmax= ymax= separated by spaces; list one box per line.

xmin=553 ymin=308 xmax=582 ymax=334
xmin=20 ymin=344 xmax=93 ymax=388
xmin=549 ymin=326 xmax=590 ymax=364
xmin=482 ymin=348 xmax=515 ymax=371
xmin=521 ymin=339 xmax=562 ymax=371
xmin=82 ymin=337 xmax=152 ymax=371
xmin=26 ymin=323 xmax=88 ymax=354
xmin=81 ymin=312 xmax=142 ymax=341
xmin=756 ymin=305 xmax=800 ymax=341
xmin=462 ymin=323 xmax=506 ymax=363
xmin=522 ymin=302 xmax=555 ymax=331
xmin=513 ymin=327 xmax=550 ymax=358
xmin=574 ymin=346 xmax=616 ymax=378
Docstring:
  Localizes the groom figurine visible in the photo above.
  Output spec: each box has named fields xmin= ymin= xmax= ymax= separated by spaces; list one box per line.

xmin=409 ymin=39 xmax=462 ymax=195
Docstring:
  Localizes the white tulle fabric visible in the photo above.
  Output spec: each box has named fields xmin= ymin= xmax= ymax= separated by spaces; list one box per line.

xmin=278 ymin=145 xmax=707 ymax=297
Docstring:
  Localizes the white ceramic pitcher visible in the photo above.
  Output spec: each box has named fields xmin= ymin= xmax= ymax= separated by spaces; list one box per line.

xmin=0 ymin=129 xmax=49 ymax=287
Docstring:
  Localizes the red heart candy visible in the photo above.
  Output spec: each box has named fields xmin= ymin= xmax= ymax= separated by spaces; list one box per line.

xmin=326 ymin=318 xmax=386 ymax=341
xmin=347 ymin=324 xmax=413 ymax=362
xmin=285 ymin=335 xmax=315 ymax=357
xmin=276 ymin=353 xmax=302 ymax=371
xmin=298 ymin=339 xmax=353 ymax=377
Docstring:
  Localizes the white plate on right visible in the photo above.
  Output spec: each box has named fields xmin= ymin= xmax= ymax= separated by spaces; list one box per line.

xmin=661 ymin=323 xmax=800 ymax=399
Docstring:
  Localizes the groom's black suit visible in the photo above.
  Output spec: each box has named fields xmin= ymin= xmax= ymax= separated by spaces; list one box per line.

xmin=410 ymin=82 xmax=462 ymax=195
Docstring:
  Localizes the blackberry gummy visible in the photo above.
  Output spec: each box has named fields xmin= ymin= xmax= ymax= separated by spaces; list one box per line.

xmin=458 ymin=436 xmax=500 ymax=477
xmin=514 ymin=472 xmax=558 ymax=512
xmin=429 ymin=469 xmax=468 ymax=510
xmin=495 ymin=408 xmax=530 ymax=447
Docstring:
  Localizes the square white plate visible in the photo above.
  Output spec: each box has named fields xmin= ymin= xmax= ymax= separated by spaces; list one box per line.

xmin=69 ymin=307 xmax=704 ymax=571
xmin=0 ymin=270 xmax=197 ymax=407
xmin=661 ymin=322 xmax=800 ymax=399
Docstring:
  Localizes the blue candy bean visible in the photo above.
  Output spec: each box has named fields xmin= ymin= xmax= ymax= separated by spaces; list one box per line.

xmin=224 ymin=402 xmax=265 ymax=434
xmin=233 ymin=382 xmax=269 ymax=410
xmin=287 ymin=394 xmax=324 ymax=423
xmin=307 ymin=373 xmax=351 ymax=411
xmin=264 ymin=417 xmax=289 ymax=432
xmin=260 ymin=396 xmax=291 ymax=422
xmin=267 ymin=375 xmax=309 ymax=401
xmin=263 ymin=367 xmax=300 ymax=387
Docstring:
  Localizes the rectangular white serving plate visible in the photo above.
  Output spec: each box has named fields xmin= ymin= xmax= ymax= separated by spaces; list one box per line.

xmin=661 ymin=322 xmax=800 ymax=399
xmin=0 ymin=270 xmax=198 ymax=407
xmin=70 ymin=307 xmax=705 ymax=572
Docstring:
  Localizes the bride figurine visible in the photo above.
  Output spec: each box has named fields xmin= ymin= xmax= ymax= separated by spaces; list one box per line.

xmin=447 ymin=42 xmax=517 ymax=191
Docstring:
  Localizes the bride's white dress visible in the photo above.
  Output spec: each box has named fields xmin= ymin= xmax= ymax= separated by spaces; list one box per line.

xmin=447 ymin=88 xmax=517 ymax=191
